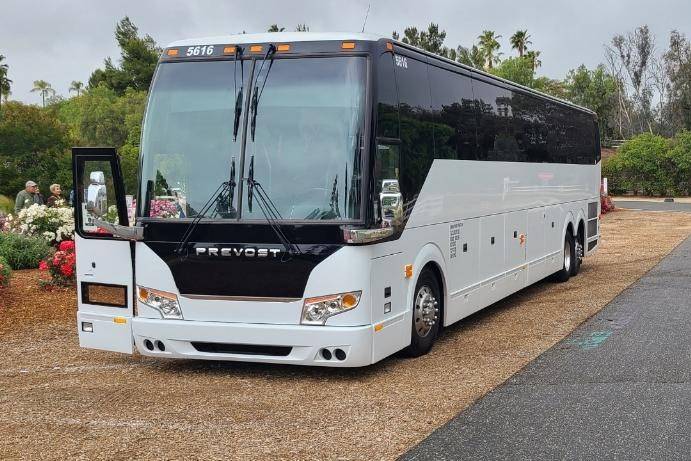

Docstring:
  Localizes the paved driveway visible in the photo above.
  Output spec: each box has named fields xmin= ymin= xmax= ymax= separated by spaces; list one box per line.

xmin=615 ymin=200 xmax=691 ymax=212
xmin=402 ymin=235 xmax=691 ymax=460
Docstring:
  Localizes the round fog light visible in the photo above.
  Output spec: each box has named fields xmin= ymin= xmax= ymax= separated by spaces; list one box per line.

xmin=144 ymin=339 xmax=154 ymax=351
xmin=321 ymin=348 xmax=332 ymax=360
xmin=155 ymin=340 xmax=166 ymax=352
xmin=334 ymin=348 xmax=346 ymax=361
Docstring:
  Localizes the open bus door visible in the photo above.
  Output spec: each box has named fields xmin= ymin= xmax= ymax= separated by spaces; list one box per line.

xmin=72 ymin=147 xmax=135 ymax=354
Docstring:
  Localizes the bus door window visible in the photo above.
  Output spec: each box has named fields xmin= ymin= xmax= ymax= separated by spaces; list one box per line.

xmin=80 ymin=161 xmax=121 ymax=234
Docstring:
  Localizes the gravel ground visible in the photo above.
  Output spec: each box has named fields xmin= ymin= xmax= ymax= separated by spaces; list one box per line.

xmin=1 ymin=210 xmax=690 ymax=461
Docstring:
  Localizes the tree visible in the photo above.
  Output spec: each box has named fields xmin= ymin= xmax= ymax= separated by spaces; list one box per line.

xmin=31 ymin=80 xmax=55 ymax=108
xmin=295 ymin=24 xmax=309 ymax=32
xmin=457 ymin=44 xmax=485 ymax=69
xmin=606 ymin=25 xmax=656 ymax=135
xmin=0 ymin=101 xmax=71 ymax=197
xmin=490 ymin=57 xmax=534 ymax=86
xmin=510 ymin=30 xmax=531 ymax=57
xmin=525 ymin=50 xmax=541 ymax=71
xmin=0 ymin=55 xmax=10 ymax=114
xmin=267 ymin=24 xmax=285 ymax=32
xmin=564 ymin=64 xmax=619 ymax=139
xmin=663 ymin=31 xmax=691 ymax=132
xmin=69 ymin=81 xmax=84 ymax=97
xmin=478 ymin=30 xmax=502 ymax=70
xmin=392 ymin=24 xmax=456 ymax=59
xmin=88 ymin=17 xmax=160 ymax=94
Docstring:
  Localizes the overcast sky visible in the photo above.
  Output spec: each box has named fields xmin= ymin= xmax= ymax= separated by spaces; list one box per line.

xmin=2 ymin=0 xmax=689 ymax=105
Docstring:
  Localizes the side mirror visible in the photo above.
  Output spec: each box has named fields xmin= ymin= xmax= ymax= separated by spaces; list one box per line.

xmin=90 ymin=171 xmax=105 ymax=185
xmin=379 ymin=179 xmax=403 ymax=228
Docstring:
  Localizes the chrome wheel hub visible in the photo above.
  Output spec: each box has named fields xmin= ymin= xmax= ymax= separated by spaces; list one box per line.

xmin=415 ymin=285 xmax=439 ymax=338
xmin=564 ymin=242 xmax=571 ymax=270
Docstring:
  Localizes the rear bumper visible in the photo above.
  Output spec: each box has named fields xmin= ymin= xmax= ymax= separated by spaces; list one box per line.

xmin=132 ymin=318 xmax=374 ymax=367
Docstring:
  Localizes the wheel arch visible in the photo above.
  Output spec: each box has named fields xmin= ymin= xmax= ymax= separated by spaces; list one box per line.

xmin=408 ymin=243 xmax=447 ymax=329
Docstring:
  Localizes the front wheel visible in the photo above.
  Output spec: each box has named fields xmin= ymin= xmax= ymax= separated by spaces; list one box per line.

xmin=405 ymin=268 xmax=441 ymax=357
xmin=553 ymin=231 xmax=574 ymax=283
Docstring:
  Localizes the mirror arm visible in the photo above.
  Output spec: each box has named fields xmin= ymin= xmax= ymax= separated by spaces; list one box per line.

xmin=92 ymin=218 xmax=144 ymax=241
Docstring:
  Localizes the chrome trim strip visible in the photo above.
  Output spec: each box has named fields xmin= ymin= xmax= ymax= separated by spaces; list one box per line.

xmin=180 ymin=294 xmax=301 ymax=303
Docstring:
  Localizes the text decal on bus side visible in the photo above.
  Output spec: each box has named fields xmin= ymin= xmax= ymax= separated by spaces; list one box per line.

xmin=394 ymin=55 xmax=408 ymax=69
xmin=449 ymin=222 xmax=462 ymax=259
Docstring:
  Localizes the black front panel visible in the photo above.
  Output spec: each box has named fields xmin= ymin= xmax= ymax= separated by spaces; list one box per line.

xmin=144 ymin=222 xmax=344 ymax=298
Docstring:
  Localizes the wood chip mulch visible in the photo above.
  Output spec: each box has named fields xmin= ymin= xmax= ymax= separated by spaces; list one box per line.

xmin=1 ymin=210 xmax=690 ymax=461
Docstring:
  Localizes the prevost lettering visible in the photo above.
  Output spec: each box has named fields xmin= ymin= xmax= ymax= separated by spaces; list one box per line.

xmin=195 ymin=247 xmax=281 ymax=258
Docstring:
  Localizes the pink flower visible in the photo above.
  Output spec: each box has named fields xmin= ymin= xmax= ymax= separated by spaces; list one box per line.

xmin=39 ymin=260 xmax=49 ymax=271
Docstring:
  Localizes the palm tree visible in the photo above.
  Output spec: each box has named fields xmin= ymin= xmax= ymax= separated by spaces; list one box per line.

xmin=267 ymin=24 xmax=285 ymax=32
xmin=1 ymin=88 xmax=10 ymax=103
xmin=526 ymin=50 xmax=542 ymax=71
xmin=69 ymin=80 xmax=84 ymax=96
xmin=0 ymin=55 xmax=9 ymax=113
xmin=31 ymin=80 xmax=55 ymax=107
xmin=510 ymin=30 xmax=532 ymax=57
xmin=477 ymin=30 xmax=502 ymax=70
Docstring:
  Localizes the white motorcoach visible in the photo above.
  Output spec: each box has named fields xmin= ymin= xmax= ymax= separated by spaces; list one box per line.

xmin=74 ymin=32 xmax=601 ymax=367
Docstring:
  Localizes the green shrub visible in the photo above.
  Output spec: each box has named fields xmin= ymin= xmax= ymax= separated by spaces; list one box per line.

xmin=0 ymin=232 xmax=53 ymax=270
xmin=0 ymin=195 xmax=12 ymax=214
xmin=0 ymin=255 xmax=11 ymax=288
xmin=606 ymin=133 xmax=670 ymax=195
xmin=665 ymin=131 xmax=691 ymax=195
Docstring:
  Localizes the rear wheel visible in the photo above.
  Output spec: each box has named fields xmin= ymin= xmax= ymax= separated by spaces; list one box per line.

xmin=405 ymin=268 xmax=441 ymax=357
xmin=553 ymin=231 xmax=574 ymax=283
xmin=571 ymin=229 xmax=583 ymax=276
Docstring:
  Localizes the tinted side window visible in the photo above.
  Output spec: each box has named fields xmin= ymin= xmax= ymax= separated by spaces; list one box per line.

xmin=394 ymin=51 xmax=433 ymax=205
xmin=473 ymin=80 xmax=523 ymax=162
xmin=429 ymin=65 xmax=477 ymax=160
xmin=376 ymin=52 xmax=399 ymax=139
xmin=512 ymin=91 xmax=550 ymax=163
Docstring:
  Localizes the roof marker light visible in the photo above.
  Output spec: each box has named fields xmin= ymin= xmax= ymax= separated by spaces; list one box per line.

xmin=223 ymin=46 xmax=236 ymax=55
xmin=386 ymin=42 xmax=393 ymax=51
xmin=277 ymin=44 xmax=291 ymax=52
xmin=341 ymin=41 xmax=356 ymax=50
xmin=250 ymin=45 xmax=263 ymax=53
xmin=166 ymin=49 xmax=179 ymax=57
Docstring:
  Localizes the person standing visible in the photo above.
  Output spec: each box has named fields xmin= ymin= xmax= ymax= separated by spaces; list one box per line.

xmin=46 ymin=184 xmax=64 ymax=208
xmin=34 ymin=186 xmax=45 ymax=205
xmin=14 ymin=181 xmax=38 ymax=213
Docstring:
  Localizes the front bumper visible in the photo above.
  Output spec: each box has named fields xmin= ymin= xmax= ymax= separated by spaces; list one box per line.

xmin=132 ymin=318 xmax=374 ymax=367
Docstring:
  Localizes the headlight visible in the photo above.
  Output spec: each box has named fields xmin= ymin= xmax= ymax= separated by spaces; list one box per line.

xmin=301 ymin=291 xmax=361 ymax=325
xmin=137 ymin=286 xmax=183 ymax=319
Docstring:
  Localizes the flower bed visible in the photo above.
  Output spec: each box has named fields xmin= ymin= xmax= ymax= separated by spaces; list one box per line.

xmin=0 ymin=255 xmax=11 ymax=288
xmin=4 ymin=204 xmax=75 ymax=243
xmin=39 ymin=240 xmax=76 ymax=287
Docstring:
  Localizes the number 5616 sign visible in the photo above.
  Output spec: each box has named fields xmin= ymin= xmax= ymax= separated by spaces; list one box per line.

xmin=186 ymin=45 xmax=215 ymax=56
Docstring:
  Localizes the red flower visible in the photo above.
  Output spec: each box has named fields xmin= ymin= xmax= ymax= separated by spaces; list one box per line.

xmin=59 ymin=240 xmax=75 ymax=252
xmin=60 ymin=263 xmax=74 ymax=277
xmin=39 ymin=260 xmax=49 ymax=271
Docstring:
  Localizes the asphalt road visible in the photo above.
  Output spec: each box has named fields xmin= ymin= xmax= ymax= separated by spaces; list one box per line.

xmin=615 ymin=200 xmax=691 ymax=212
xmin=402 ymin=235 xmax=691 ymax=460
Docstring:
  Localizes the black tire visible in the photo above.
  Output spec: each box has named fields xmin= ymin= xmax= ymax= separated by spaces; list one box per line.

xmin=571 ymin=229 xmax=583 ymax=276
xmin=553 ymin=231 xmax=574 ymax=283
xmin=405 ymin=268 xmax=442 ymax=357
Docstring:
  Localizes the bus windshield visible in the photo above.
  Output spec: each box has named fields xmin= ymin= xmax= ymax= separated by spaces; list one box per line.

xmin=139 ymin=55 xmax=367 ymax=221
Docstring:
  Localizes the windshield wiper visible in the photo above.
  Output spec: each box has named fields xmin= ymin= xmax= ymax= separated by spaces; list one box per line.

xmin=246 ymin=155 xmax=301 ymax=258
xmin=175 ymin=180 xmax=231 ymax=256
xmin=250 ymin=44 xmax=276 ymax=142
xmin=232 ymin=47 xmax=244 ymax=141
